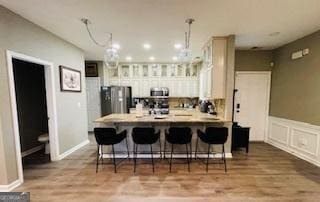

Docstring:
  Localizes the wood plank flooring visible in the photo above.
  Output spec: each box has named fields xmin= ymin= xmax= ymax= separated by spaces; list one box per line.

xmin=14 ymin=135 xmax=320 ymax=202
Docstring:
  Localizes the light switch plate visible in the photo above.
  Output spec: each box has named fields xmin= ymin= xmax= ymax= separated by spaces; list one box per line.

xmin=302 ymin=48 xmax=309 ymax=55
xmin=291 ymin=50 xmax=303 ymax=60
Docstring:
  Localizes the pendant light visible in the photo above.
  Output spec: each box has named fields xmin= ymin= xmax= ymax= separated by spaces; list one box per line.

xmin=81 ymin=18 xmax=119 ymax=69
xmin=178 ymin=18 xmax=195 ymax=64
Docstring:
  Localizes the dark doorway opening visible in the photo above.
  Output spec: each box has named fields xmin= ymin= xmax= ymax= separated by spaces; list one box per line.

xmin=12 ymin=58 xmax=51 ymax=167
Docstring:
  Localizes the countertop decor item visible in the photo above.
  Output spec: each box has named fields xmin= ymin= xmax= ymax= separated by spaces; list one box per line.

xmin=59 ymin=65 xmax=81 ymax=92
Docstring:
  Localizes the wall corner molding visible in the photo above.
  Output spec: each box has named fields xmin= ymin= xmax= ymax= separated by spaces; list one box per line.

xmin=0 ymin=179 xmax=23 ymax=192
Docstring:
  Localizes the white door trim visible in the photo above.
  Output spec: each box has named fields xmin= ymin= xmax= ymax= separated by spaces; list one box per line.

xmin=235 ymin=71 xmax=271 ymax=142
xmin=6 ymin=50 xmax=60 ymax=187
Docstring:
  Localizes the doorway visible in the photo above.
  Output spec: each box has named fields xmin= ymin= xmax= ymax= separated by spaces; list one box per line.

xmin=6 ymin=51 xmax=59 ymax=185
xmin=13 ymin=58 xmax=51 ymax=166
xmin=234 ymin=71 xmax=271 ymax=141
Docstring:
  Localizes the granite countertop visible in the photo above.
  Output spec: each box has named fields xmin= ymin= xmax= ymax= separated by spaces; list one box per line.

xmin=95 ymin=110 xmax=230 ymax=124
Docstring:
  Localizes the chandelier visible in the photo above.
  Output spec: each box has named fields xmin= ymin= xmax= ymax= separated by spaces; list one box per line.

xmin=81 ymin=18 xmax=119 ymax=69
xmin=178 ymin=18 xmax=195 ymax=64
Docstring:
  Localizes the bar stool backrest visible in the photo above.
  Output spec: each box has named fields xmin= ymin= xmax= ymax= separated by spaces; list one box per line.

xmin=167 ymin=127 xmax=192 ymax=144
xmin=205 ymin=127 xmax=228 ymax=144
xmin=132 ymin=127 xmax=157 ymax=144
xmin=94 ymin=128 xmax=117 ymax=145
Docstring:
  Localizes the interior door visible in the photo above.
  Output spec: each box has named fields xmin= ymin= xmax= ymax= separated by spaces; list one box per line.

xmin=86 ymin=78 xmax=101 ymax=132
xmin=234 ymin=72 xmax=271 ymax=141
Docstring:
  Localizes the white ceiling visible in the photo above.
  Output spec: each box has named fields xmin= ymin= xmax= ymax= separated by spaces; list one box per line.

xmin=1 ymin=0 xmax=320 ymax=62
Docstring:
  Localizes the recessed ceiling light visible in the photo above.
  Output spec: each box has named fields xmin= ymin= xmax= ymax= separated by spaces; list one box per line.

xmin=143 ymin=43 xmax=151 ymax=49
xmin=112 ymin=43 xmax=120 ymax=49
xmin=174 ymin=43 xmax=182 ymax=49
xmin=172 ymin=56 xmax=178 ymax=61
xmin=149 ymin=56 xmax=155 ymax=61
xmin=125 ymin=56 xmax=132 ymax=61
xmin=269 ymin=32 xmax=280 ymax=37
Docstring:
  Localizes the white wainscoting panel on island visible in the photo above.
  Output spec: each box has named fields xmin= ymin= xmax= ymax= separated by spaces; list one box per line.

xmin=267 ymin=116 xmax=320 ymax=167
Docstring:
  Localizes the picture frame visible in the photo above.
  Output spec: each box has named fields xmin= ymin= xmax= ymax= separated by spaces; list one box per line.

xmin=85 ymin=62 xmax=98 ymax=77
xmin=59 ymin=65 xmax=81 ymax=92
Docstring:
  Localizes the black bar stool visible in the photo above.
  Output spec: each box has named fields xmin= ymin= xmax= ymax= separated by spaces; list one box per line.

xmin=94 ymin=128 xmax=129 ymax=173
xmin=195 ymin=127 xmax=228 ymax=172
xmin=132 ymin=127 xmax=161 ymax=173
xmin=164 ymin=127 xmax=192 ymax=172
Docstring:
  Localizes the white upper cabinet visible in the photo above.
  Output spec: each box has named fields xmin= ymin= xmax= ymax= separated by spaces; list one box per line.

xmin=201 ymin=37 xmax=228 ymax=99
xmin=142 ymin=65 xmax=149 ymax=77
xmin=151 ymin=64 xmax=159 ymax=77
xmin=105 ymin=62 xmax=199 ymax=98
xmin=132 ymin=64 xmax=140 ymax=78
xmin=120 ymin=65 xmax=130 ymax=78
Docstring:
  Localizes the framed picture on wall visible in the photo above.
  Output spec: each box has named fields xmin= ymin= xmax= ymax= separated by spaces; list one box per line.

xmin=59 ymin=66 xmax=81 ymax=92
xmin=85 ymin=62 xmax=98 ymax=77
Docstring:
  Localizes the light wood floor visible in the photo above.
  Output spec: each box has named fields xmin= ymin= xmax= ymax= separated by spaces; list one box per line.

xmin=15 ymin=135 xmax=320 ymax=202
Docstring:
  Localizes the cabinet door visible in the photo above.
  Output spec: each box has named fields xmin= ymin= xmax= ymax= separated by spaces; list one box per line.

xmin=212 ymin=38 xmax=227 ymax=98
xmin=142 ymin=65 xmax=149 ymax=77
xmin=109 ymin=79 xmax=120 ymax=86
xmin=190 ymin=79 xmax=199 ymax=97
xmin=206 ymin=68 xmax=213 ymax=98
xmin=131 ymin=79 xmax=140 ymax=97
xmin=150 ymin=79 xmax=159 ymax=89
xmin=132 ymin=64 xmax=140 ymax=78
xmin=140 ymin=80 xmax=150 ymax=97
xmin=108 ymin=67 xmax=119 ymax=79
xmin=161 ymin=65 xmax=168 ymax=77
xmin=120 ymin=65 xmax=130 ymax=78
xmin=120 ymin=79 xmax=131 ymax=87
xmin=169 ymin=64 xmax=176 ymax=77
xmin=151 ymin=64 xmax=159 ymax=77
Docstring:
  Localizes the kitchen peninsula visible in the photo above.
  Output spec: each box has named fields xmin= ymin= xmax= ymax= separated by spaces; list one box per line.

xmin=94 ymin=109 xmax=233 ymax=158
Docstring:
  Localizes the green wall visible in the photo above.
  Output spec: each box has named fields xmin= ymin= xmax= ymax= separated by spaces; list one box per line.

xmin=270 ymin=30 xmax=320 ymax=125
xmin=235 ymin=50 xmax=273 ymax=71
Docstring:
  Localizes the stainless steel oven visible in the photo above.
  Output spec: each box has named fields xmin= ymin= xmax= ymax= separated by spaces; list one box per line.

xmin=150 ymin=87 xmax=169 ymax=114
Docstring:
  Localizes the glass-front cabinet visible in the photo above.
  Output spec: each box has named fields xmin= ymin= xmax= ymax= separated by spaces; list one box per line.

xmin=151 ymin=64 xmax=158 ymax=77
xmin=142 ymin=65 xmax=149 ymax=77
xmin=121 ymin=65 xmax=130 ymax=78
xmin=108 ymin=67 xmax=119 ymax=78
xmin=192 ymin=64 xmax=198 ymax=77
xmin=161 ymin=65 xmax=167 ymax=77
xmin=177 ymin=65 xmax=183 ymax=77
xmin=132 ymin=64 xmax=140 ymax=77
xmin=169 ymin=64 xmax=176 ymax=77
xmin=185 ymin=64 xmax=191 ymax=77
xmin=106 ymin=62 xmax=200 ymax=98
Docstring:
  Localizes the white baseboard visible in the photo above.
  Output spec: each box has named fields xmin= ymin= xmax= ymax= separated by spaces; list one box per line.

xmin=57 ymin=139 xmax=90 ymax=160
xmin=21 ymin=144 xmax=45 ymax=157
xmin=0 ymin=179 xmax=22 ymax=192
xmin=267 ymin=116 xmax=320 ymax=167
xmin=102 ymin=152 xmax=232 ymax=159
xmin=267 ymin=140 xmax=320 ymax=167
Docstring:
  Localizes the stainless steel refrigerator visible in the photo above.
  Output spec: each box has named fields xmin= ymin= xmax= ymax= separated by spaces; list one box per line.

xmin=101 ymin=86 xmax=132 ymax=116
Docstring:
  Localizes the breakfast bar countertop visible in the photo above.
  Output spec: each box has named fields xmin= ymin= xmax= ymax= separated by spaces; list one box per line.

xmin=95 ymin=110 xmax=231 ymax=124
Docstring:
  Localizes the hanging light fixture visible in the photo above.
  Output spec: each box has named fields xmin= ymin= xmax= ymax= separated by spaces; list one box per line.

xmin=178 ymin=18 xmax=195 ymax=64
xmin=81 ymin=18 xmax=119 ymax=69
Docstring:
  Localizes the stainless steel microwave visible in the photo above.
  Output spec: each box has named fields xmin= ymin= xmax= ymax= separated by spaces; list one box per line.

xmin=150 ymin=87 xmax=169 ymax=97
